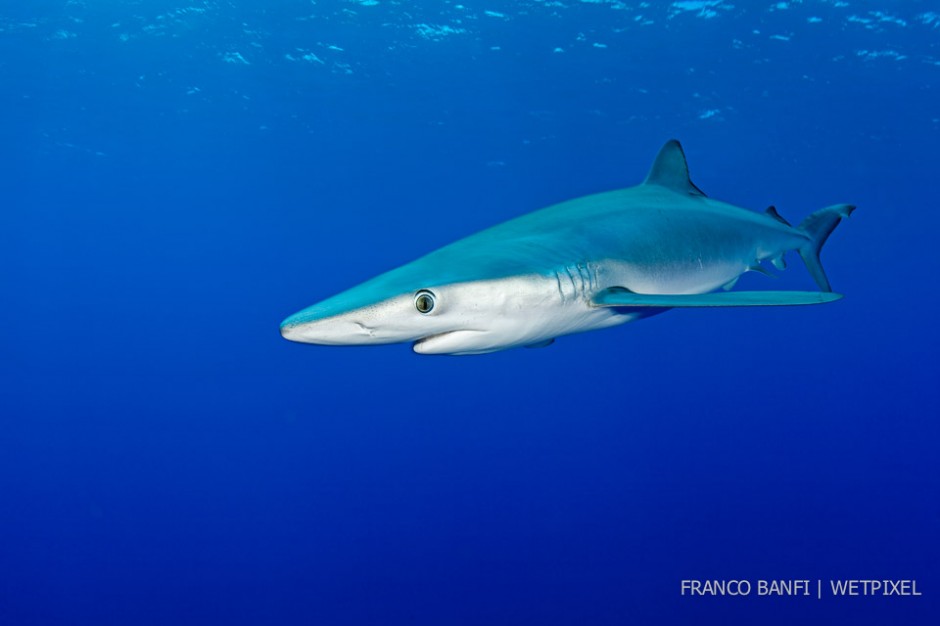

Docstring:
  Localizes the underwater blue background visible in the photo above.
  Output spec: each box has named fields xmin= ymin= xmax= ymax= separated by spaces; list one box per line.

xmin=2 ymin=1 xmax=938 ymax=624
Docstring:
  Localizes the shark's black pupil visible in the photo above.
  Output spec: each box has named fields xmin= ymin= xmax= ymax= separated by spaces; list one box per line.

xmin=415 ymin=292 xmax=435 ymax=314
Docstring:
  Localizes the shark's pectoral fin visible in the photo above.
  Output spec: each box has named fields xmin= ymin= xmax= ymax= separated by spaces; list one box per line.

xmin=591 ymin=287 xmax=842 ymax=308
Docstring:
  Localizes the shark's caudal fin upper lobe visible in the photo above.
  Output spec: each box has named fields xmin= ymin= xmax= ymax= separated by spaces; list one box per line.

xmin=797 ymin=204 xmax=856 ymax=292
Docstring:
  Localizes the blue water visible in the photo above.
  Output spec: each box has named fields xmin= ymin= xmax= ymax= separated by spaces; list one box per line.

xmin=2 ymin=1 xmax=938 ymax=624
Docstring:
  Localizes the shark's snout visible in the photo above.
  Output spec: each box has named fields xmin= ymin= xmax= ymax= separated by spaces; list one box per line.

xmin=279 ymin=321 xmax=306 ymax=342
xmin=280 ymin=314 xmax=378 ymax=345
xmin=279 ymin=290 xmax=429 ymax=346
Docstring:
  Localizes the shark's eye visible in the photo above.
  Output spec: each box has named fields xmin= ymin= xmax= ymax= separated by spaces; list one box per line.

xmin=414 ymin=290 xmax=436 ymax=314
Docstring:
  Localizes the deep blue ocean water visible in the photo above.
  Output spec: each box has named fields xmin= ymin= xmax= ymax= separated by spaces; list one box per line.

xmin=2 ymin=1 xmax=938 ymax=624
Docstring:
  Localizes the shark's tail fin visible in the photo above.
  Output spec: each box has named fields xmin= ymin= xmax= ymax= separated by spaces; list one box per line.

xmin=797 ymin=204 xmax=855 ymax=292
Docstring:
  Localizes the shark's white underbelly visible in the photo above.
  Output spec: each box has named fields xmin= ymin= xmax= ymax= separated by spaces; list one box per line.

xmin=601 ymin=258 xmax=747 ymax=295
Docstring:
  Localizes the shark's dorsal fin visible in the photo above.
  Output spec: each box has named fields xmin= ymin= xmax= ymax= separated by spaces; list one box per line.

xmin=644 ymin=140 xmax=706 ymax=197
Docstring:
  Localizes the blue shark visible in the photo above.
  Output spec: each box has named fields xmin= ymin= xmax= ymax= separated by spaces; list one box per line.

xmin=280 ymin=140 xmax=853 ymax=355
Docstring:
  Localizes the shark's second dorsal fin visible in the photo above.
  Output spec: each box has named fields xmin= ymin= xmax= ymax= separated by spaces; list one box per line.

xmin=644 ymin=140 xmax=706 ymax=197
xmin=764 ymin=205 xmax=791 ymax=226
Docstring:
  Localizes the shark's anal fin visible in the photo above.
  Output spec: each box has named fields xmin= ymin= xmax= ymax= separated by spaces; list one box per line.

xmin=644 ymin=140 xmax=707 ymax=197
xmin=747 ymin=263 xmax=777 ymax=278
xmin=592 ymin=287 xmax=842 ymax=308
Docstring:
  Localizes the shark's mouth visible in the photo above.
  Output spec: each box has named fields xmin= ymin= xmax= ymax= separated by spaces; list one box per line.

xmin=412 ymin=330 xmax=489 ymax=355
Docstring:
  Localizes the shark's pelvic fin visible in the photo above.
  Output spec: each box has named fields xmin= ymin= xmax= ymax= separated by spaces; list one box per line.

xmin=591 ymin=287 xmax=842 ymax=308
xmin=797 ymin=204 xmax=856 ymax=292
xmin=644 ymin=139 xmax=707 ymax=197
